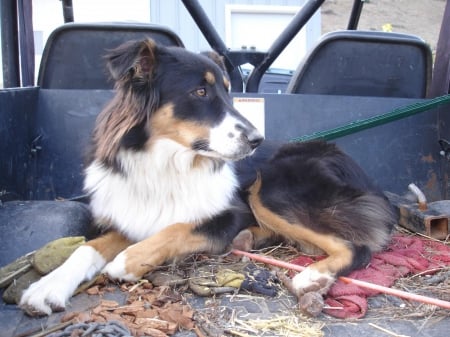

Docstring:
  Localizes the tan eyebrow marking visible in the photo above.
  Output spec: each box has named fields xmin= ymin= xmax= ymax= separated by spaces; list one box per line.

xmin=205 ymin=71 xmax=216 ymax=85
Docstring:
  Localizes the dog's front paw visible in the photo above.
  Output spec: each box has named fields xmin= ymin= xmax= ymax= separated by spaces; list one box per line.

xmin=20 ymin=245 xmax=107 ymax=316
xmin=292 ymin=266 xmax=335 ymax=296
xmin=103 ymin=249 xmax=142 ymax=281
xmin=20 ymin=273 xmax=69 ymax=316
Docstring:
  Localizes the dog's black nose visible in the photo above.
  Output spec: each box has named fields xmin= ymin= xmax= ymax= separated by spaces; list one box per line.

xmin=235 ymin=123 xmax=264 ymax=150
xmin=248 ymin=130 xmax=264 ymax=150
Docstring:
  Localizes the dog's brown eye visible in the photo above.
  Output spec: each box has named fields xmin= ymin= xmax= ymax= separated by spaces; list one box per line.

xmin=195 ymin=88 xmax=207 ymax=97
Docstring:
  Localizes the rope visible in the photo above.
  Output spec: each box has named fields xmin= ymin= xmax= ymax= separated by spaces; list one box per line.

xmin=291 ymin=94 xmax=450 ymax=142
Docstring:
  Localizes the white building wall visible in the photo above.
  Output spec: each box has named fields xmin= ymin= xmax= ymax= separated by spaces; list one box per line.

xmin=32 ymin=0 xmax=151 ymax=55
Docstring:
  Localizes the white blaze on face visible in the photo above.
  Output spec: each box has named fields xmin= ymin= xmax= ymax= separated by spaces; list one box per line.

xmin=209 ymin=112 xmax=252 ymax=160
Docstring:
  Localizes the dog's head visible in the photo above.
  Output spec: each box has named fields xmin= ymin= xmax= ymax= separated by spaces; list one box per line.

xmin=93 ymin=38 xmax=263 ymax=167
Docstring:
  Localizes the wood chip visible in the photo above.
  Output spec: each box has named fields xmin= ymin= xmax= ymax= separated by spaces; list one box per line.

xmin=99 ymin=299 xmax=119 ymax=308
xmin=59 ymin=283 xmax=197 ymax=337
xmin=138 ymin=327 xmax=169 ymax=337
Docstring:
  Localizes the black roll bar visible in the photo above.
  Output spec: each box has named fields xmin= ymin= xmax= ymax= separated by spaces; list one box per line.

xmin=181 ymin=0 xmax=246 ymax=91
xmin=1 ymin=0 xmax=35 ymax=87
xmin=18 ymin=0 xmax=35 ymax=87
xmin=182 ymin=0 xmax=325 ymax=92
xmin=246 ymin=0 xmax=325 ymax=92
xmin=347 ymin=0 xmax=365 ymax=30
xmin=61 ymin=0 xmax=75 ymax=23
xmin=181 ymin=0 xmax=229 ymax=66
xmin=1 ymin=0 xmax=20 ymax=88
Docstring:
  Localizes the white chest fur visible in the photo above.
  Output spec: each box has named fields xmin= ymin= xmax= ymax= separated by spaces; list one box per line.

xmin=84 ymin=139 xmax=238 ymax=242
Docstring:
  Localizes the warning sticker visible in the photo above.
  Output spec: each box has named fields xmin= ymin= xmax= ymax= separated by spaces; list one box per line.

xmin=233 ymin=97 xmax=265 ymax=137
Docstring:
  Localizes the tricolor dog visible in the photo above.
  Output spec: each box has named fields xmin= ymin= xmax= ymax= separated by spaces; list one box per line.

xmin=20 ymin=38 xmax=396 ymax=315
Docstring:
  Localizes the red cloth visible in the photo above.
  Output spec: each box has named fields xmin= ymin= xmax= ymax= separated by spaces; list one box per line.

xmin=290 ymin=234 xmax=450 ymax=319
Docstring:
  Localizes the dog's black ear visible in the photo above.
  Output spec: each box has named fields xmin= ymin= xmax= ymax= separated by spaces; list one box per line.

xmin=106 ymin=38 xmax=158 ymax=82
xmin=201 ymin=51 xmax=229 ymax=78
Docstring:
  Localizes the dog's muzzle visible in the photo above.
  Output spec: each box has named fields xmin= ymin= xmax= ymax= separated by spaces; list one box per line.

xmin=208 ymin=112 xmax=264 ymax=161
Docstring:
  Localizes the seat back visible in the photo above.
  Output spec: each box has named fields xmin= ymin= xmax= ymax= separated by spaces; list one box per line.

xmin=38 ymin=22 xmax=184 ymax=89
xmin=286 ymin=30 xmax=432 ymax=98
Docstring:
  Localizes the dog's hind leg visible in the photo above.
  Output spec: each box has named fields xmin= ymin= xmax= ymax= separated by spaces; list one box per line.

xmin=20 ymin=231 xmax=131 ymax=316
xmin=247 ymin=176 xmax=371 ymax=296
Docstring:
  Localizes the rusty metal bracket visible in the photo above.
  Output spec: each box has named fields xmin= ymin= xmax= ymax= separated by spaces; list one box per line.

xmin=386 ymin=192 xmax=450 ymax=240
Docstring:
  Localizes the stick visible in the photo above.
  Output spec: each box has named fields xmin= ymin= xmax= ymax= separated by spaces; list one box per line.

xmin=231 ymin=249 xmax=450 ymax=310
xmin=368 ymin=323 xmax=410 ymax=337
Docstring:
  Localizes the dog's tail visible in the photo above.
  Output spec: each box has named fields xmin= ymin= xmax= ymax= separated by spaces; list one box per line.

xmin=318 ymin=193 xmax=397 ymax=253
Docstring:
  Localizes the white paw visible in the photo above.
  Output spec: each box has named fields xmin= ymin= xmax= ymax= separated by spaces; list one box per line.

xmin=20 ymin=271 xmax=70 ymax=316
xmin=292 ymin=267 xmax=335 ymax=296
xmin=103 ymin=251 xmax=139 ymax=281
xmin=20 ymin=245 xmax=106 ymax=316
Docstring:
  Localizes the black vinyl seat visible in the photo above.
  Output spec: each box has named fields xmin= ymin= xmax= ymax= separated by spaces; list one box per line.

xmin=38 ymin=22 xmax=184 ymax=89
xmin=286 ymin=30 xmax=432 ymax=98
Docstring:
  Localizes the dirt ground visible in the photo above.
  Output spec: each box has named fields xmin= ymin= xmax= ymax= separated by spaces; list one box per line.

xmin=321 ymin=0 xmax=446 ymax=52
